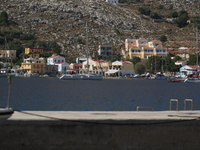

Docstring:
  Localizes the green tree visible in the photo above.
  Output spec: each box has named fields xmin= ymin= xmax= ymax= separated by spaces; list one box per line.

xmin=173 ymin=10 xmax=189 ymax=28
xmin=170 ymin=11 xmax=178 ymax=18
xmin=138 ymin=7 xmax=151 ymax=16
xmin=188 ymin=54 xmax=200 ymax=65
xmin=159 ymin=35 xmax=167 ymax=43
xmin=131 ymin=57 xmax=141 ymax=66
xmin=0 ymin=11 xmax=9 ymax=26
xmin=135 ymin=62 xmax=146 ymax=74
xmin=150 ymin=12 xmax=161 ymax=19
xmin=146 ymin=56 xmax=162 ymax=73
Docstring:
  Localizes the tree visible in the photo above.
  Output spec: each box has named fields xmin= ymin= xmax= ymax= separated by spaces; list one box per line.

xmin=159 ymin=35 xmax=167 ymax=43
xmin=131 ymin=57 xmax=141 ymax=66
xmin=138 ymin=7 xmax=151 ymax=16
xmin=188 ymin=54 xmax=200 ymax=65
xmin=0 ymin=11 xmax=9 ymax=26
xmin=150 ymin=12 xmax=161 ymax=19
xmin=173 ymin=10 xmax=189 ymax=28
xmin=135 ymin=62 xmax=146 ymax=74
xmin=145 ymin=56 xmax=162 ymax=73
xmin=170 ymin=11 xmax=178 ymax=18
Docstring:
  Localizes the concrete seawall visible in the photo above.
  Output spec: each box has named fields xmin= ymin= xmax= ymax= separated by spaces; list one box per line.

xmin=1 ymin=111 xmax=200 ymax=150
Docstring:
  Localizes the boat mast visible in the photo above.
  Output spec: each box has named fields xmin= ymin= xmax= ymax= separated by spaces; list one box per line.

xmin=86 ymin=20 xmax=89 ymax=74
xmin=196 ymin=27 xmax=199 ymax=67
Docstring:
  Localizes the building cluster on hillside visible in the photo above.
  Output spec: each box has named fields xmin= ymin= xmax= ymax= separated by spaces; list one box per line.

xmin=0 ymin=38 xmax=196 ymax=77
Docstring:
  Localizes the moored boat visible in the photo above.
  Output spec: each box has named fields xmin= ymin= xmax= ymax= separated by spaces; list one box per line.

xmin=59 ymin=74 xmax=103 ymax=80
xmin=184 ymin=74 xmax=200 ymax=83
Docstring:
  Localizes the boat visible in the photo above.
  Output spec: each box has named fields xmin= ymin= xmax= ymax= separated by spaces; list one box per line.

xmin=60 ymin=21 xmax=103 ymax=80
xmin=184 ymin=73 xmax=200 ymax=83
xmin=167 ymin=76 xmax=181 ymax=83
xmin=0 ymin=75 xmax=14 ymax=120
xmin=59 ymin=73 xmax=103 ymax=80
xmin=168 ymin=79 xmax=181 ymax=83
xmin=0 ymin=107 xmax=14 ymax=120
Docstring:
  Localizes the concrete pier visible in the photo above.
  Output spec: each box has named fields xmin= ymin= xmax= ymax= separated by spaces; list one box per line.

xmin=1 ymin=111 xmax=200 ymax=150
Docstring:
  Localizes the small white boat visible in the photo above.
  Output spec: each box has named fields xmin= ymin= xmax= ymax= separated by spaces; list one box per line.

xmin=59 ymin=74 xmax=103 ymax=80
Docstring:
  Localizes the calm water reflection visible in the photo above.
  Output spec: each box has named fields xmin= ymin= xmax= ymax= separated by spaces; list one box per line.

xmin=0 ymin=77 xmax=199 ymax=111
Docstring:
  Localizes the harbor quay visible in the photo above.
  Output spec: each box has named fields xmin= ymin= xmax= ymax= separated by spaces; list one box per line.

xmin=1 ymin=111 xmax=200 ymax=150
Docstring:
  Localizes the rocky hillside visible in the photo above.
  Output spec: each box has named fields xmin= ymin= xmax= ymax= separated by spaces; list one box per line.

xmin=1 ymin=0 xmax=200 ymax=58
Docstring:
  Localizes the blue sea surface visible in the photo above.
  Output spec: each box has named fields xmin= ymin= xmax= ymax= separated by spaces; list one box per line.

xmin=0 ymin=77 xmax=199 ymax=111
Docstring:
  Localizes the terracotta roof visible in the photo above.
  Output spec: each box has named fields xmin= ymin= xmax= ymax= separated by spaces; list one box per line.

xmin=156 ymin=46 xmax=164 ymax=49
xmin=56 ymin=62 xmax=64 ymax=64
xmin=49 ymin=56 xmax=58 ymax=58
xmin=120 ymin=61 xmax=131 ymax=64
xmin=149 ymin=40 xmax=157 ymax=42
xmin=92 ymin=59 xmax=104 ymax=62
xmin=131 ymin=46 xmax=140 ymax=48
xmin=188 ymin=65 xmax=199 ymax=69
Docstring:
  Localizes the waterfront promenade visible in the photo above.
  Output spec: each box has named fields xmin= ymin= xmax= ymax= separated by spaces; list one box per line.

xmin=1 ymin=111 xmax=200 ymax=150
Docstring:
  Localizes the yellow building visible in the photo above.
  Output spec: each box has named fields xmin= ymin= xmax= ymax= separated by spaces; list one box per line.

xmin=0 ymin=50 xmax=16 ymax=58
xmin=123 ymin=38 xmax=168 ymax=59
xmin=20 ymin=57 xmax=46 ymax=74
xmin=25 ymin=48 xmax=44 ymax=58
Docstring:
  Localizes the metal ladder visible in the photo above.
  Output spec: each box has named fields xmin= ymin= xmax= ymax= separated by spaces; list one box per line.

xmin=184 ymin=99 xmax=194 ymax=110
xmin=169 ymin=99 xmax=179 ymax=111
xmin=169 ymin=99 xmax=194 ymax=111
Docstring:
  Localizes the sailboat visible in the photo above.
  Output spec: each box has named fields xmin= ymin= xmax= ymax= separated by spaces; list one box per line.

xmin=60 ymin=21 xmax=103 ymax=80
xmin=0 ymin=76 xmax=14 ymax=120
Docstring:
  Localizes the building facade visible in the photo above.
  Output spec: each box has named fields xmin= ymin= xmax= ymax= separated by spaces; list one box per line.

xmin=47 ymin=55 xmax=69 ymax=73
xmin=180 ymin=65 xmax=200 ymax=77
xmin=20 ymin=57 xmax=46 ymax=74
xmin=123 ymin=38 xmax=168 ymax=59
xmin=106 ymin=61 xmax=134 ymax=76
xmin=25 ymin=48 xmax=44 ymax=58
xmin=98 ymin=44 xmax=113 ymax=56
xmin=106 ymin=0 xmax=118 ymax=4
xmin=0 ymin=50 xmax=16 ymax=58
xmin=82 ymin=58 xmax=110 ymax=75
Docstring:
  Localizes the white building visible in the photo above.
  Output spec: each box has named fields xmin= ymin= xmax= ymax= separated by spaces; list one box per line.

xmin=47 ymin=55 xmax=65 ymax=65
xmin=106 ymin=0 xmax=119 ymax=4
xmin=106 ymin=61 xmax=134 ymax=76
xmin=179 ymin=65 xmax=200 ymax=77
xmin=47 ymin=55 xmax=69 ymax=73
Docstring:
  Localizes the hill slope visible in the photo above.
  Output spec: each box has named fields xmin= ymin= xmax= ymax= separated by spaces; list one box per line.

xmin=1 ymin=0 xmax=200 ymax=58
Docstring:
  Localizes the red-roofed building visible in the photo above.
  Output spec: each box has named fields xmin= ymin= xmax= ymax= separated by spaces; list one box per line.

xmin=47 ymin=55 xmax=69 ymax=73
xmin=123 ymin=38 xmax=168 ymax=59
xmin=180 ymin=65 xmax=200 ymax=77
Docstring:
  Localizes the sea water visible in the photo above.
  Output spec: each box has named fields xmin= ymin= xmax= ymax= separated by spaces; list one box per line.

xmin=0 ymin=77 xmax=199 ymax=111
